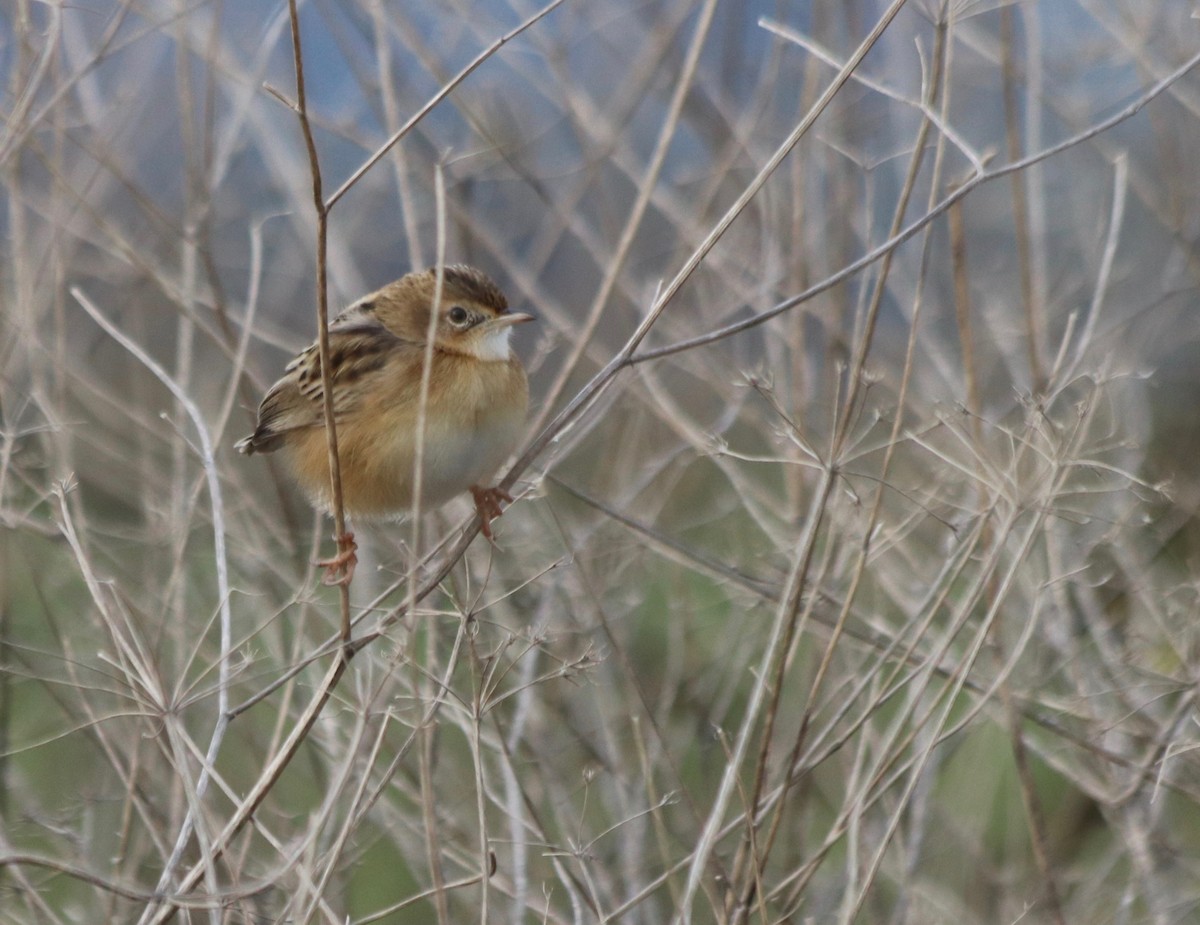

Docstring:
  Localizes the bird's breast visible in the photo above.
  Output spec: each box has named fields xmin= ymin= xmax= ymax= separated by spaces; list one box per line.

xmin=317 ymin=353 xmax=528 ymax=517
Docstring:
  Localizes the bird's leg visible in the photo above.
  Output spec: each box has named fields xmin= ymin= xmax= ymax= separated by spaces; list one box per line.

xmin=470 ymin=485 xmax=514 ymax=540
xmin=317 ymin=530 xmax=358 ymax=586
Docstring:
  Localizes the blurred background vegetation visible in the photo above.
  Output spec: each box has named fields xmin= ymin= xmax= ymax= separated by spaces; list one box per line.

xmin=4 ymin=0 xmax=1200 ymax=922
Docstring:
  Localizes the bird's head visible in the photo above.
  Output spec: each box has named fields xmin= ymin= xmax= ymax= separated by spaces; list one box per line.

xmin=365 ymin=265 xmax=533 ymax=361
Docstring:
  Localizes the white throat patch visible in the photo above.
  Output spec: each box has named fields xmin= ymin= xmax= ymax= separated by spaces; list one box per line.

xmin=474 ymin=325 xmax=513 ymax=362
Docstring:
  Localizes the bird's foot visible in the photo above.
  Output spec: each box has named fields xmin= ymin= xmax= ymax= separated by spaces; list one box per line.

xmin=470 ymin=485 xmax=514 ymax=540
xmin=317 ymin=531 xmax=358 ymax=586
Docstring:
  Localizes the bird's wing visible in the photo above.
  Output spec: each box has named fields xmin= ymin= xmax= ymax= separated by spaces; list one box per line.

xmin=236 ymin=321 xmax=407 ymax=455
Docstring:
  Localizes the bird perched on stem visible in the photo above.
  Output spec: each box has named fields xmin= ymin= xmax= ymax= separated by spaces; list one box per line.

xmin=237 ymin=265 xmax=533 ymax=585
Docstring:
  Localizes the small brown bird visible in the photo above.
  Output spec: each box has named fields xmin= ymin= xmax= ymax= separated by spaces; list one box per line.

xmin=237 ymin=265 xmax=533 ymax=584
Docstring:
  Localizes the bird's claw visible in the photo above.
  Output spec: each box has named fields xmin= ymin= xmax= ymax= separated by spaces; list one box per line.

xmin=470 ymin=485 xmax=514 ymax=540
xmin=317 ymin=531 xmax=358 ymax=586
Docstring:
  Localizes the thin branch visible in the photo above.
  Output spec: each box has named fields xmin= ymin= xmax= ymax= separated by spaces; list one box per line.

xmin=287 ymin=0 xmax=353 ymax=638
xmin=323 ymin=0 xmax=566 ymax=211
xmin=633 ymin=45 xmax=1200 ymax=365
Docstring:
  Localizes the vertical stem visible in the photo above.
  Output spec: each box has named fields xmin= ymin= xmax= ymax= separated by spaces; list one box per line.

xmin=413 ymin=168 xmax=451 ymax=925
xmin=287 ymin=0 xmax=353 ymax=640
xmin=1001 ymin=3 xmax=1043 ymax=393
xmin=948 ymin=198 xmax=980 ymax=433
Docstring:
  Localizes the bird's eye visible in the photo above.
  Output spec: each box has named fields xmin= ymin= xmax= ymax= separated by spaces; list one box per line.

xmin=447 ymin=305 xmax=470 ymax=326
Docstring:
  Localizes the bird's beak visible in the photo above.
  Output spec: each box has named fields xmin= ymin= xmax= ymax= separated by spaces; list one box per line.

xmin=489 ymin=312 xmax=535 ymax=328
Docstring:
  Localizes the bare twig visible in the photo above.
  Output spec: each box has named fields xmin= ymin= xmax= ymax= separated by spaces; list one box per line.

xmin=634 ymin=45 xmax=1200 ymax=365
xmin=324 ymin=0 xmax=566 ymax=211
xmin=287 ymin=0 xmax=353 ymax=639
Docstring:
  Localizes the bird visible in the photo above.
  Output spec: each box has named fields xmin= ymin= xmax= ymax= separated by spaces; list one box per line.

xmin=236 ymin=265 xmax=533 ymax=585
